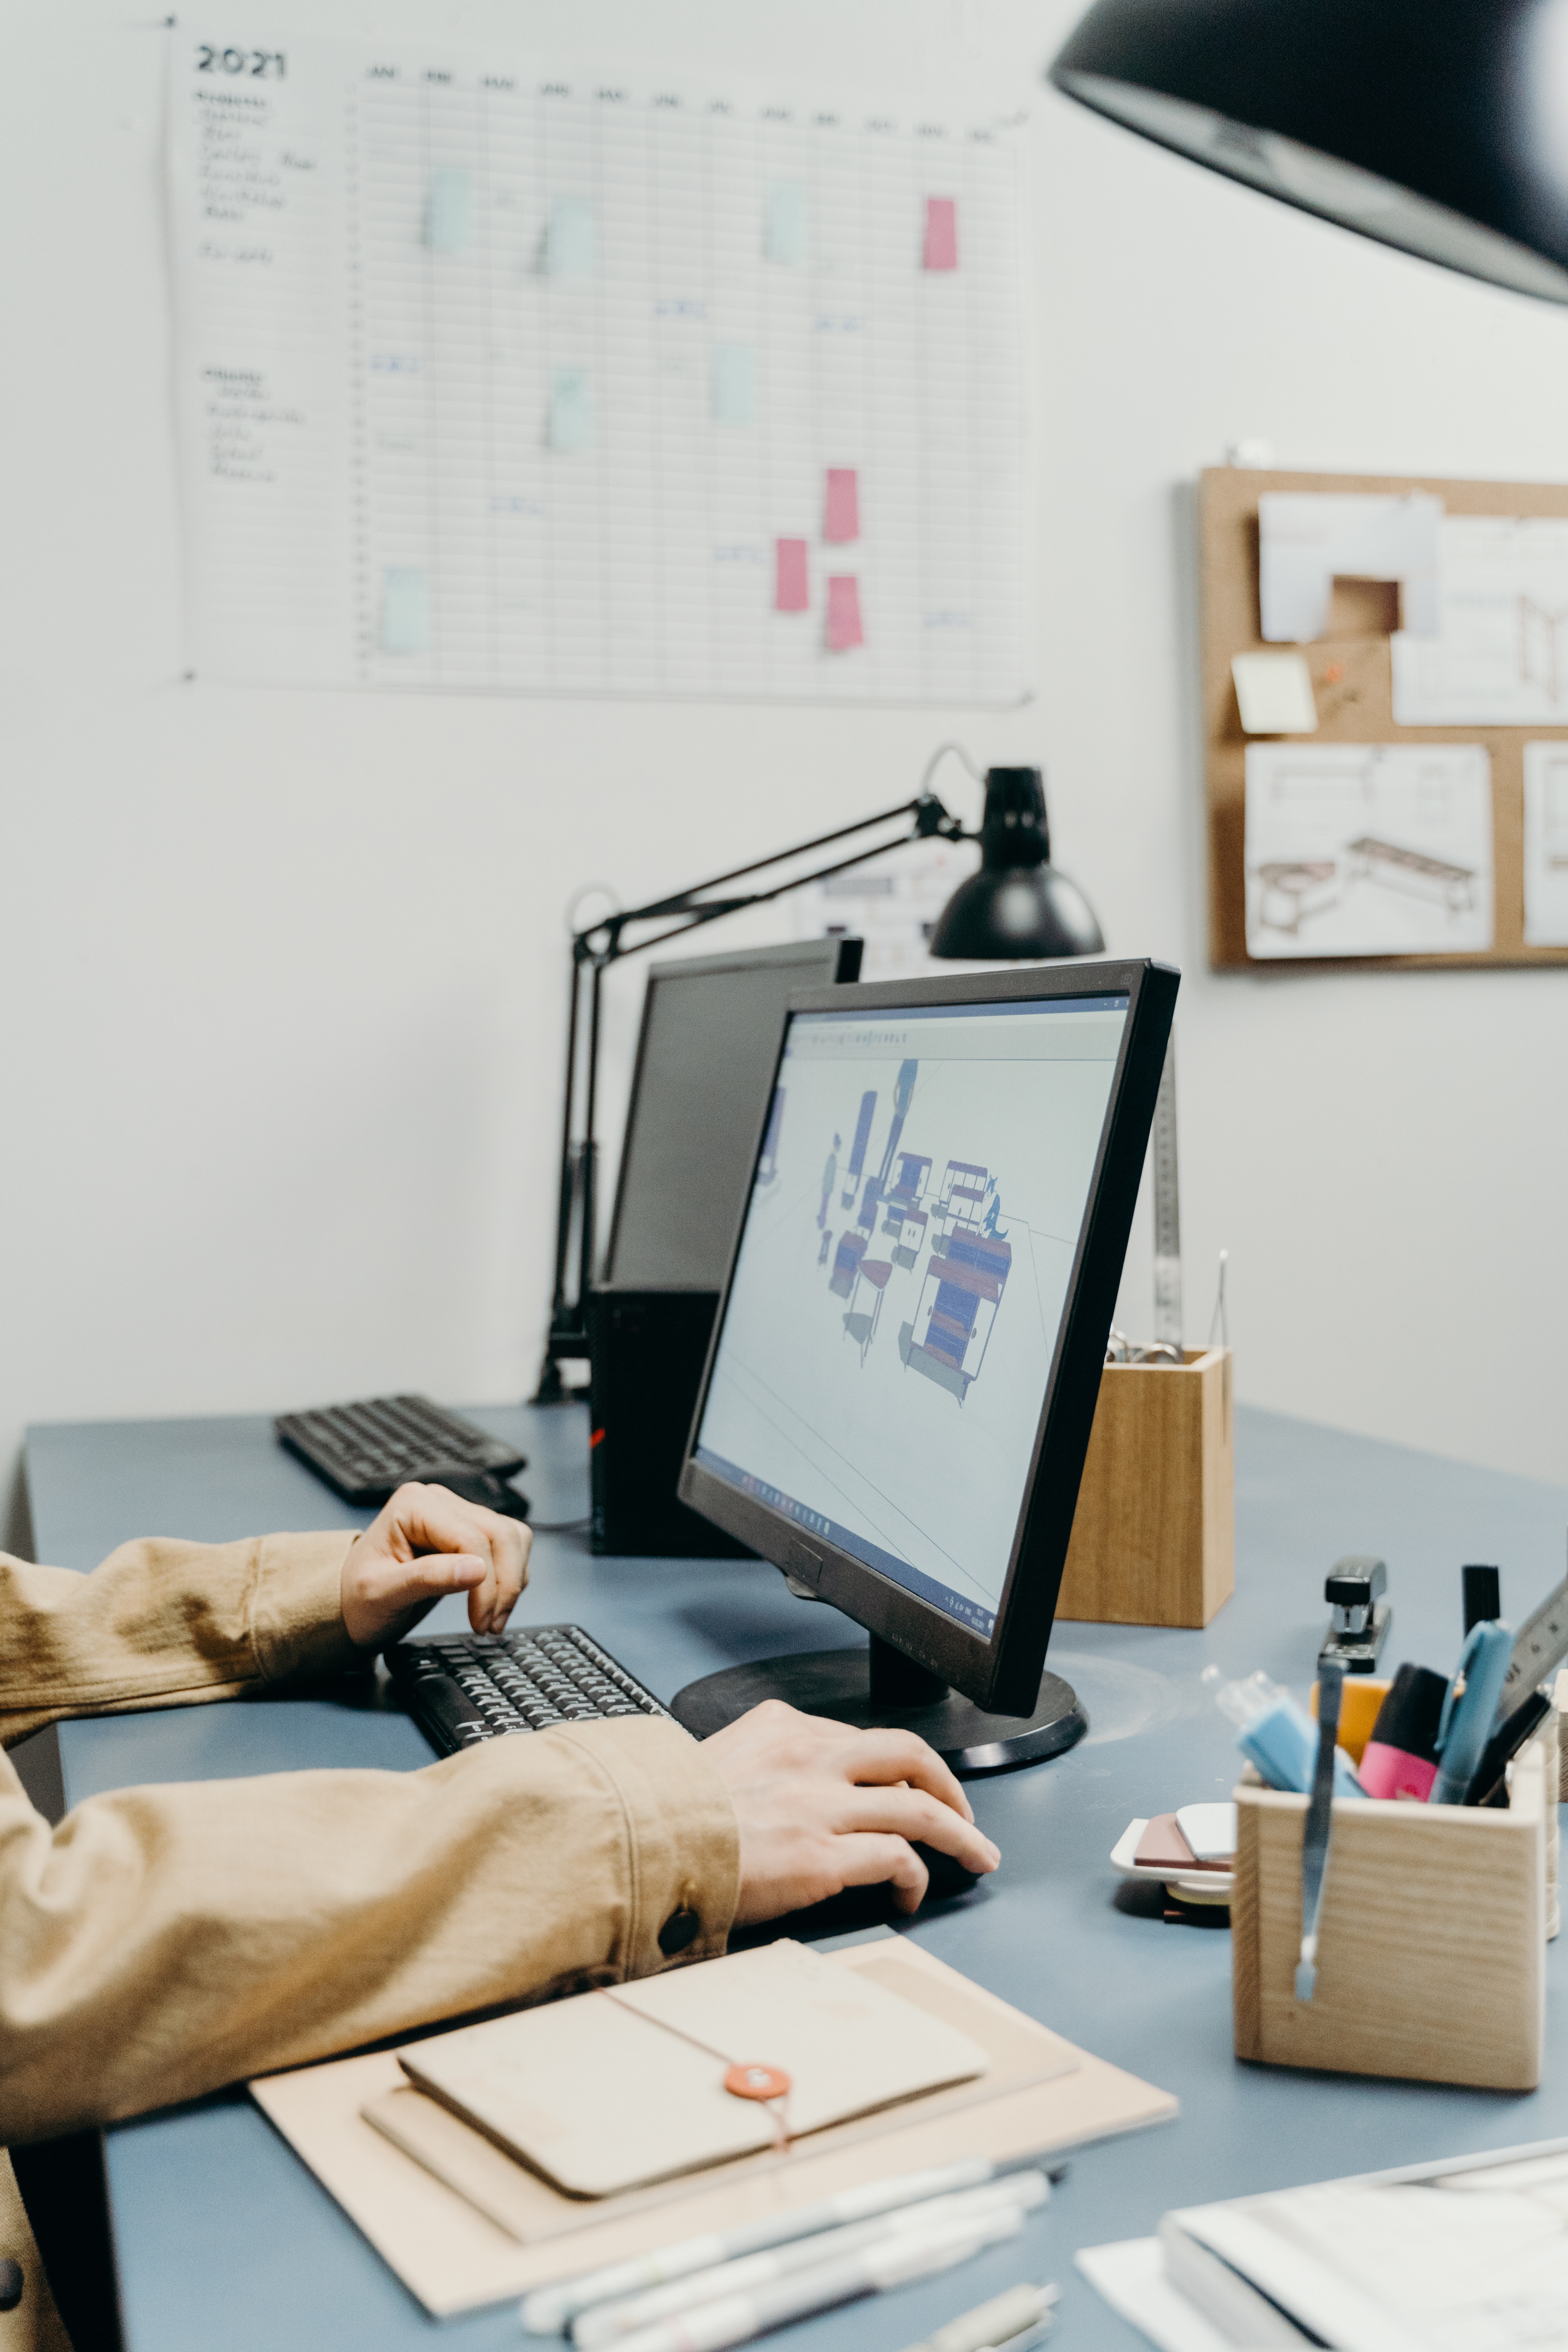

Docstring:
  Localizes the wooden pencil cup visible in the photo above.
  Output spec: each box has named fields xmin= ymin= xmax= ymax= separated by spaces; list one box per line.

xmin=1231 ymin=1742 xmax=1549 ymax=2091
xmin=1055 ymin=1346 xmax=1234 ymax=1628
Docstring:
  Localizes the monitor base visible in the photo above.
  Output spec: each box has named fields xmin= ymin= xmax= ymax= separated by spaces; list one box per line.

xmin=670 ymin=1641 xmax=1088 ymax=1777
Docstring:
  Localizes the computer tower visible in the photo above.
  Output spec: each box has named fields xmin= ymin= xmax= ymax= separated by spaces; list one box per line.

xmin=588 ymin=1289 xmax=754 ymax=1558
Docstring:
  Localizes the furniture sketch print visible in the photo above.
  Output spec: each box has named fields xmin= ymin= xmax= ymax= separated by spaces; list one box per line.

xmin=1343 ymin=836 xmax=1478 ymax=918
xmin=1253 ymin=860 xmax=1339 ymax=937
xmin=901 ymin=1228 xmax=1012 ymax=1403
xmin=1520 ymin=597 xmax=1568 ymax=702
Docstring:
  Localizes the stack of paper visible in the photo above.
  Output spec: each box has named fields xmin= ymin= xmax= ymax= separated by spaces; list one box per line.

xmin=1079 ymin=2140 xmax=1568 ymax=2350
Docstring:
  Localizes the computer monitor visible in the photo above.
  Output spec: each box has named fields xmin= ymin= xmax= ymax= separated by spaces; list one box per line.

xmin=673 ymin=957 xmax=1178 ymax=1771
xmin=603 ymin=935 xmax=862 ymax=1291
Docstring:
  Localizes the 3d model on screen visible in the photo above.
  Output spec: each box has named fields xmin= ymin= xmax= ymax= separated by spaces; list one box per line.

xmin=841 ymin=1091 xmax=876 ymax=1207
xmin=816 ymin=1131 xmax=839 ymax=1227
xmin=901 ymin=1226 xmax=1013 ymax=1403
xmin=815 ymin=1062 xmax=1011 ymax=1398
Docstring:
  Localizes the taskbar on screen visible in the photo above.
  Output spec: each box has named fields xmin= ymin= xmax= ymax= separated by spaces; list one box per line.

xmin=692 ymin=1446 xmax=996 ymax=1641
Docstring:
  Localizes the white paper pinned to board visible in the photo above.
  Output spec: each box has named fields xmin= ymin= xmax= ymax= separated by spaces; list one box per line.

xmin=1259 ymin=492 xmax=1443 ymax=642
xmin=1231 ymin=651 xmax=1318 ymax=733
xmin=1523 ymin=740 xmax=1568 ymax=945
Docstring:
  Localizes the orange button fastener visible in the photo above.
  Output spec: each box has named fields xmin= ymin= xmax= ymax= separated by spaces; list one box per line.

xmin=723 ymin=2063 xmax=791 ymax=2102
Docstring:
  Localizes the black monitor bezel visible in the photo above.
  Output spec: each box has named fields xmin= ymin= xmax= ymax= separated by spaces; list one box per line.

xmin=603 ymin=935 xmax=862 ymax=1290
xmin=678 ymin=956 xmax=1179 ymax=1715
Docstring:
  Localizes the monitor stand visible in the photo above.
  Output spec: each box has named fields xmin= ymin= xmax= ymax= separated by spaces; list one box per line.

xmin=670 ymin=1635 xmax=1087 ymax=1777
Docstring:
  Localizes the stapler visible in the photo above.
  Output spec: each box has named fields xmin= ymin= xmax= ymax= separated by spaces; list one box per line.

xmin=1318 ymin=1554 xmax=1390 ymax=1673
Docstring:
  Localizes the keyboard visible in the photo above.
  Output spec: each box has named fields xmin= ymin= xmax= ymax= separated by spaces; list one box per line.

xmin=386 ymin=1625 xmax=673 ymax=1751
xmin=275 ymin=1394 xmax=529 ymax=1517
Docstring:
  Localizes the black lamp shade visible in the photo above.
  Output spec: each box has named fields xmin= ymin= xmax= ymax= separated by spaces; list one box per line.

xmin=929 ymin=767 xmax=1106 ymax=960
xmin=1049 ymin=0 xmax=1568 ymax=305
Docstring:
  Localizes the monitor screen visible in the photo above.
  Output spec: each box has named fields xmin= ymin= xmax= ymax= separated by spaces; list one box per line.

xmin=690 ymin=989 xmax=1131 ymax=1639
xmin=604 ymin=939 xmax=858 ymax=1292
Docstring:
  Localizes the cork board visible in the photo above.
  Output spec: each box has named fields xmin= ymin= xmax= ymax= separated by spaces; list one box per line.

xmin=1200 ymin=464 xmax=1568 ymax=971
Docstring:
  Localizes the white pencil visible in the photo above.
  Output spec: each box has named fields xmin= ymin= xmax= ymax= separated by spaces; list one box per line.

xmin=570 ymin=2175 xmax=1049 ymax=2347
xmin=522 ymin=2152 xmax=1050 ymax=2332
xmin=589 ymin=2203 xmax=1029 ymax=2352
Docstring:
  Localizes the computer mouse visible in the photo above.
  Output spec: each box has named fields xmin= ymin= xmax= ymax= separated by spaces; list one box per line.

xmin=911 ymin=1842 xmax=982 ymax=1903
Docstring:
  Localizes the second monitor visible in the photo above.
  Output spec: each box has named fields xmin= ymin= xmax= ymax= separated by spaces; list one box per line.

xmin=590 ymin=934 xmax=861 ymax=1555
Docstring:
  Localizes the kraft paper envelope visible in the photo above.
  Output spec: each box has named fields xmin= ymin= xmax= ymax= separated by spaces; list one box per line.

xmin=400 ymin=1940 xmax=989 ymax=2196
xmin=250 ymin=1940 xmax=1178 ymax=2317
xmin=367 ymin=1944 xmax=1076 ymax=2243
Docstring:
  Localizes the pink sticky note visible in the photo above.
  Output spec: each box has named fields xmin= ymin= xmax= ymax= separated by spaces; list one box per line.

xmin=826 ymin=575 xmax=864 ymax=652
xmin=924 ymin=196 xmax=958 ymax=271
xmin=823 ymin=468 xmax=859 ymax=544
xmin=775 ymin=537 xmax=809 ymax=613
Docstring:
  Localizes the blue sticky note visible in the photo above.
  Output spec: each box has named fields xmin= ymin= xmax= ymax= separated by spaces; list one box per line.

xmin=546 ymin=196 xmax=594 ymax=279
xmin=549 ymin=367 xmax=594 ymax=454
xmin=381 ymin=568 xmax=431 ymax=655
xmin=765 ymin=181 xmax=808 ymax=267
xmin=713 ymin=343 xmax=757 ymax=426
xmin=426 ymin=168 xmax=473 ymax=254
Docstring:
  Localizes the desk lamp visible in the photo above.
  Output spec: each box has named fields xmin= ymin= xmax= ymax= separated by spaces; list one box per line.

xmin=1049 ymin=0 xmax=1568 ymax=305
xmin=536 ymin=760 xmax=1103 ymax=1401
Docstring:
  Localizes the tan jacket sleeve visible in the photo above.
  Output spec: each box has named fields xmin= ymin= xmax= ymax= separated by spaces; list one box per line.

xmin=0 ymin=1539 xmax=740 ymax=2145
xmin=0 ymin=1532 xmax=364 ymax=1745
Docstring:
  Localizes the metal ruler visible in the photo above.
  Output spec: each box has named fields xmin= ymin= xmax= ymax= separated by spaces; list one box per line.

xmin=1500 ymin=1547 xmax=1568 ymax=1713
xmin=1151 ymin=1036 xmax=1182 ymax=1348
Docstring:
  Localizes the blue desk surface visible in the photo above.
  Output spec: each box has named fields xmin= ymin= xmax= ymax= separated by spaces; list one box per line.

xmin=22 ymin=1403 xmax=1568 ymax=2352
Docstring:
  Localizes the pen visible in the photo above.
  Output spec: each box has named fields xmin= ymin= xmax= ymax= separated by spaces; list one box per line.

xmin=1465 ymin=1686 xmax=1552 ymax=1808
xmin=897 ymin=2280 xmax=1059 ymax=2352
xmin=1430 ymin=1619 xmax=1515 ymax=1804
xmin=586 ymin=2204 xmax=1030 ymax=2352
xmin=522 ymin=2152 xmax=1064 ymax=2332
xmin=571 ymin=2176 xmax=1049 ymax=2346
xmin=1295 ymin=1658 xmax=1343 ymax=2002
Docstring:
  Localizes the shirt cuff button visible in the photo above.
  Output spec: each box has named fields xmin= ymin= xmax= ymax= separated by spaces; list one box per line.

xmin=658 ymin=1907 xmax=700 ymax=1956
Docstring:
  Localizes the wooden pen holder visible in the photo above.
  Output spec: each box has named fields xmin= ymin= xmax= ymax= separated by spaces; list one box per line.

xmin=1055 ymin=1347 xmax=1234 ymax=1628
xmin=1232 ymin=1742 xmax=1549 ymax=2091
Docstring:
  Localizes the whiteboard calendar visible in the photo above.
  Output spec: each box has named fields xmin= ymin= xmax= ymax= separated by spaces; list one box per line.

xmin=168 ymin=32 xmax=1034 ymax=703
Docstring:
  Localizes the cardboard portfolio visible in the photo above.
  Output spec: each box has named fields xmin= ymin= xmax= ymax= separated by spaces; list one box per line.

xmin=400 ymin=1940 xmax=992 ymax=2197
xmin=250 ymin=1938 xmax=1177 ymax=2318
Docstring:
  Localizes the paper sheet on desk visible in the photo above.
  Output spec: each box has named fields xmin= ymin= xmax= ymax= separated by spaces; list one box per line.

xmin=1076 ymin=2239 xmax=1232 ymax=2352
xmin=251 ymin=1940 xmax=1175 ymax=2316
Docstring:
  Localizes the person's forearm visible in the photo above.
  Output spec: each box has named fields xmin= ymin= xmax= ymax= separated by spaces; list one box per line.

xmin=0 ymin=1532 xmax=360 ymax=1745
xmin=0 ymin=1716 xmax=738 ymax=2144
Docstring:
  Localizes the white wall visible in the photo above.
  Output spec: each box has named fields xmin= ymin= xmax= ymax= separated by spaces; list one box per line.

xmin=2 ymin=0 xmax=1565 ymax=1554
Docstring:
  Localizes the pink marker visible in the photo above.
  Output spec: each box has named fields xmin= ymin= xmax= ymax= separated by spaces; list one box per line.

xmin=1357 ymin=1663 xmax=1447 ymax=1802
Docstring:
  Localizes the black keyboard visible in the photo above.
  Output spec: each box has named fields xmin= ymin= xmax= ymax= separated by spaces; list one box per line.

xmin=275 ymin=1394 xmax=528 ymax=1515
xmin=386 ymin=1625 xmax=673 ymax=1751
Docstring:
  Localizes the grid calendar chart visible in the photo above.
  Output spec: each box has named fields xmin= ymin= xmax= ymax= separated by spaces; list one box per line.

xmin=169 ymin=33 xmax=1034 ymax=704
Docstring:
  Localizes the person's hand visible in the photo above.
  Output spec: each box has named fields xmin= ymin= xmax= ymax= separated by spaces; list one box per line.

xmin=340 ymin=1482 xmax=531 ymax=1650
xmin=701 ymin=1699 xmax=1000 ymax=1923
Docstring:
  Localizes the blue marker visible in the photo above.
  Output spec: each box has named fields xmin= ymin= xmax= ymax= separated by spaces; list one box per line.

xmin=1429 ymin=1619 xmax=1515 ymax=1805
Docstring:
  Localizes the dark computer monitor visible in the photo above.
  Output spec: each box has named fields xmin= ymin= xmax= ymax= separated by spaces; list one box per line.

xmin=672 ymin=957 xmax=1178 ymax=1771
xmin=589 ymin=935 xmax=862 ymax=1559
xmin=603 ymin=936 xmax=863 ymax=1290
